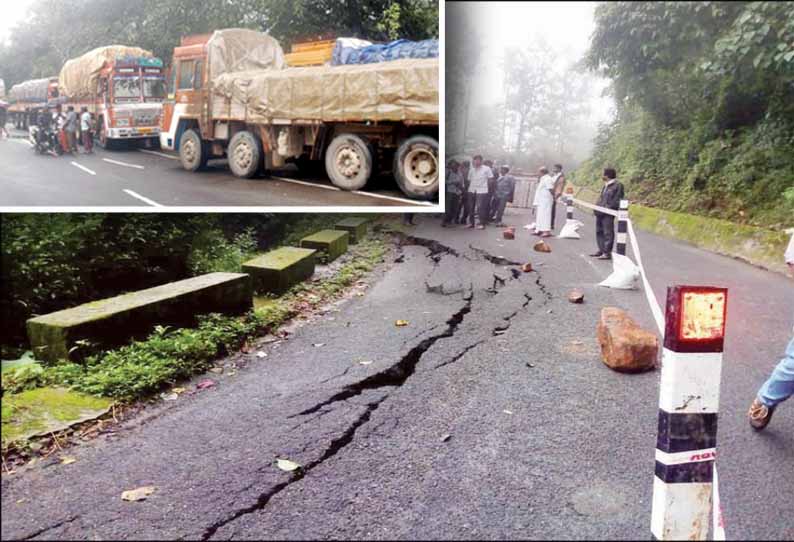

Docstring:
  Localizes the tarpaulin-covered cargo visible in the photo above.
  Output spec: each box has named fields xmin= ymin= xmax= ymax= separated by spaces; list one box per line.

xmin=332 ymin=38 xmax=439 ymax=66
xmin=9 ymin=78 xmax=53 ymax=102
xmin=206 ymin=28 xmax=286 ymax=81
xmin=59 ymin=45 xmax=153 ymax=99
xmin=211 ymin=57 xmax=438 ymax=123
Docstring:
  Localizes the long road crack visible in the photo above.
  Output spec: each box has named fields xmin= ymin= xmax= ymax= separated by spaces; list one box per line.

xmin=202 ymin=289 xmax=474 ymax=540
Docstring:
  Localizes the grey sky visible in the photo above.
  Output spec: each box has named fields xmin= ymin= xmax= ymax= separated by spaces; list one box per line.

xmin=0 ymin=0 xmax=34 ymax=43
xmin=463 ymin=1 xmax=614 ymax=126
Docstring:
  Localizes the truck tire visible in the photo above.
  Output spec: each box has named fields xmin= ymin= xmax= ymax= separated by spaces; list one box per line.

xmin=228 ymin=130 xmax=262 ymax=178
xmin=96 ymin=119 xmax=116 ymax=151
xmin=393 ymin=135 xmax=439 ymax=200
xmin=324 ymin=133 xmax=372 ymax=190
xmin=179 ymin=129 xmax=207 ymax=172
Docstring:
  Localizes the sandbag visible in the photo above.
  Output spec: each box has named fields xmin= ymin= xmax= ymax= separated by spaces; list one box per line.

xmin=558 ymin=219 xmax=584 ymax=239
xmin=598 ymin=252 xmax=640 ymax=290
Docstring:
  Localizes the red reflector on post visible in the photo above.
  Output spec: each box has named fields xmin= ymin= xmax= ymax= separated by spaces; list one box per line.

xmin=664 ymin=286 xmax=728 ymax=353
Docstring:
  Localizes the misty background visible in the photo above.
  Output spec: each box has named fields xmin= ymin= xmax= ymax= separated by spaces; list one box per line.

xmin=446 ymin=1 xmax=614 ymax=172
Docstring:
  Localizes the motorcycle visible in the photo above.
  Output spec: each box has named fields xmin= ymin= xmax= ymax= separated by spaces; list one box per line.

xmin=30 ymin=123 xmax=63 ymax=156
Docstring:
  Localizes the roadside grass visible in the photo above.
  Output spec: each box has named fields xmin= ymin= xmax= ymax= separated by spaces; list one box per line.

xmin=1 ymin=233 xmax=389 ymax=452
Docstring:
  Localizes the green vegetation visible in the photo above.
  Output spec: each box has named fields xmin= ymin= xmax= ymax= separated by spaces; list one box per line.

xmin=574 ymin=1 xmax=794 ymax=229
xmin=0 ymin=214 xmax=317 ymax=356
xmin=0 ymin=0 xmax=438 ymax=89
xmin=2 ymin=387 xmax=113 ymax=447
xmin=1 ymin=235 xmax=387 ymax=404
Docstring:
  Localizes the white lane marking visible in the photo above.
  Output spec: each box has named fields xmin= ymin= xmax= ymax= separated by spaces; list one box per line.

xmin=138 ymin=148 xmax=179 ymax=160
xmin=123 ymin=189 xmax=163 ymax=207
xmin=103 ymin=158 xmax=144 ymax=169
xmin=270 ymin=175 xmax=433 ymax=205
xmin=70 ymin=161 xmax=96 ymax=176
xmin=270 ymin=176 xmax=341 ymax=191
xmin=351 ymin=190 xmax=434 ymax=206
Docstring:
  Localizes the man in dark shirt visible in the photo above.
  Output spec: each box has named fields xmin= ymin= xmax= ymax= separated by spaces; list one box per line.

xmin=492 ymin=165 xmax=516 ymax=226
xmin=589 ymin=167 xmax=625 ymax=260
xmin=443 ymin=160 xmax=464 ymax=227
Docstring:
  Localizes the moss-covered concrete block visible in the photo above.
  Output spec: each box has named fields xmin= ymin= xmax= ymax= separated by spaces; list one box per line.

xmin=334 ymin=217 xmax=369 ymax=244
xmin=300 ymin=230 xmax=349 ymax=262
xmin=26 ymin=272 xmax=253 ymax=364
xmin=243 ymin=247 xmax=317 ymax=294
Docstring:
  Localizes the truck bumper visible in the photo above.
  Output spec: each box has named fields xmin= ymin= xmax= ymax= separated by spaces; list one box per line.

xmin=107 ymin=127 xmax=160 ymax=140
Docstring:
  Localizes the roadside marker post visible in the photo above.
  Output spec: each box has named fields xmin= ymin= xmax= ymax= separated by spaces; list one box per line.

xmin=651 ymin=285 xmax=728 ymax=540
xmin=616 ymin=199 xmax=629 ymax=256
xmin=566 ymin=193 xmax=575 ymax=221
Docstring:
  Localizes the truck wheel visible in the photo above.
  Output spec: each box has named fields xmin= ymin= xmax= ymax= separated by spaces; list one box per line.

xmin=228 ymin=131 xmax=262 ymax=178
xmin=96 ymin=120 xmax=115 ymax=150
xmin=325 ymin=133 xmax=372 ymax=190
xmin=179 ymin=129 xmax=207 ymax=172
xmin=393 ymin=135 xmax=439 ymax=200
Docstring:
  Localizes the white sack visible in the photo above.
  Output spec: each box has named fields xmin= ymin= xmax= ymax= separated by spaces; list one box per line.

xmin=558 ymin=219 xmax=584 ymax=239
xmin=598 ymin=252 xmax=640 ymax=290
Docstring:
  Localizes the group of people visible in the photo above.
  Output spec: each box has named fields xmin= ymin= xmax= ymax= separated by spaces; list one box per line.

xmin=36 ymin=104 xmax=95 ymax=155
xmin=444 ymin=155 xmax=568 ymax=231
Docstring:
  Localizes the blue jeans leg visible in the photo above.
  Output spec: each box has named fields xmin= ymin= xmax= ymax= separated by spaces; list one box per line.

xmin=758 ymin=337 xmax=794 ymax=408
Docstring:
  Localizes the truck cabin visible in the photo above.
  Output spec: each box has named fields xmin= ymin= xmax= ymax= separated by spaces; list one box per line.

xmin=161 ymin=34 xmax=210 ymax=147
xmin=96 ymin=56 xmax=167 ymax=105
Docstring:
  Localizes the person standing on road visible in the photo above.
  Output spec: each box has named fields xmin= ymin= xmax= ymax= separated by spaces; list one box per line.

xmin=0 ymin=103 xmax=8 ymax=139
xmin=492 ymin=165 xmax=516 ymax=227
xmin=52 ymin=105 xmax=67 ymax=154
xmin=443 ymin=160 xmax=464 ymax=228
xmin=590 ymin=168 xmax=625 ymax=260
xmin=458 ymin=159 xmax=472 ymax=224
xmin=748 ymin=231 xmax=794 ymax=430
xmin=466 ymin=154 xmax=493 ymax=230
xmin=550 ymin=163 xmax=566 ymax=231
xmin=80 ymin=107 xmax=93 ymax=154
xmin=533 ymin=166 xmax=555 ymax=237
xmin=64 ymin=105 xmax=78 ymax=155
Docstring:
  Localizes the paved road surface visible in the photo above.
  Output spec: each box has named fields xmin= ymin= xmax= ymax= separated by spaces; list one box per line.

xmin=0 ymin=128 xmax=433 ymax=208
xmin=1 ymin=208 xmax=791 ymax=540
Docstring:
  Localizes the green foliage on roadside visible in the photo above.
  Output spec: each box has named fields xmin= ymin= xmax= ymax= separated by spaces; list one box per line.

xmin=1 ymin=234 xmax=387 ymax=402
xmin=577 ymin=1 xmax=794 ymax=229
xmin=0 ymin=213 xmax=326 ymax=354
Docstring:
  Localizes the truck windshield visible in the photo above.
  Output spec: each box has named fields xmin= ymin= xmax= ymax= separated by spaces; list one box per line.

xmin=113 ymin=77 xmax=142 ymax=102
xmin=144 ymin=77 xmax=166 ymax=99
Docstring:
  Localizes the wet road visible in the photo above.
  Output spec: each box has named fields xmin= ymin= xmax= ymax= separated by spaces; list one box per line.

xmin=0 ymin=127 xmax=434 ymax=208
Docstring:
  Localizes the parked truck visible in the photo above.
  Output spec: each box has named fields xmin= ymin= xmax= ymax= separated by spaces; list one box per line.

xmin=160 ymin=29 xmax=439 ymax=200
xmin=7 ymin=77 xmax=59 ymax=129
xmin=58 ymin=45 xmax=167 ymax=148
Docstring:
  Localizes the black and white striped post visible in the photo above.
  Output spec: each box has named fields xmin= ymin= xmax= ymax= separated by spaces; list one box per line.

xmin=651 ymin=285 xmax=728 ymax=540
xmin=566 ymin=195 xmax=574 ymax=221
xmin=616 ymin=199 xmax=629 ymax=256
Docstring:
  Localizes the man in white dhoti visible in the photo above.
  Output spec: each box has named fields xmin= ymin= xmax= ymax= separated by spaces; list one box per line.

xmin=533 ymin=166 xmax=555 ymax=237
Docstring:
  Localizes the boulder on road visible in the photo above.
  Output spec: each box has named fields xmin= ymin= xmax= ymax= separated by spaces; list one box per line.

xmin=533 ymin=240 xmax=551 ymax=253
xmin=568 ymin=289 xmax=585 ymax=304
xmin=596 ymin=307 xmax=658 ymax=373
xmin=503 ymin=229 xmax=515 ymax=240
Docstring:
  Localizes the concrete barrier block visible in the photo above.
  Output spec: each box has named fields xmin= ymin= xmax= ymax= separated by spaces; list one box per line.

xmin=334 ymin=217 xmax=369 ymax=244
xmin=27 ymin=272 xmax=253 ymax=364
xmin=300 ymin=230 xmax=349 ymax=262
xmin=242 ymin=247 xmax=317 ymax=294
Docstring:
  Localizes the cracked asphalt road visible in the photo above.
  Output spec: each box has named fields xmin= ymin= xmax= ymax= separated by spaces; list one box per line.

xmin=2 ymin=206 xmax=792 ymax=540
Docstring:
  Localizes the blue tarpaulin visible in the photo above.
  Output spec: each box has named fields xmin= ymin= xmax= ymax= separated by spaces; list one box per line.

xmin=332 ymin=38 xmax=439 ymax=66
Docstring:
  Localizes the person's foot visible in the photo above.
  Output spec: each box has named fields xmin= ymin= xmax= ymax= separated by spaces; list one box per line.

xmin=597 ymin=254 xmax=612 ymax=260
xmin=748 ymin=398 xmax=775 ymax=430
xmin=476 ymin=225 xmax=485 ymax=230
xmin=540 ymin=232 xmax=552 ymax=238
xmin=466 ymin=224 xmax=474 ymax=229
xmin=589 ymin=252 xmax=603 ymax=257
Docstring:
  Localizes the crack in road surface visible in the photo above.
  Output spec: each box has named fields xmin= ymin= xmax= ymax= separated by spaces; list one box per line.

xmin=202 ymin=291 xmax=474 ymax=539
xmin=20 ymin=515 xmax=80 ymax=540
